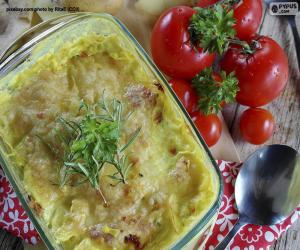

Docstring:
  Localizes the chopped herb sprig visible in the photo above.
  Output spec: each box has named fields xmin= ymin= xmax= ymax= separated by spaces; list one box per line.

xmin=192 ymin=67 xmax=239 ymax=115
xmin=189 ymin=2 xmax=236 ymax=55
xmin=40 ymin=93 xmax=141 ymax=205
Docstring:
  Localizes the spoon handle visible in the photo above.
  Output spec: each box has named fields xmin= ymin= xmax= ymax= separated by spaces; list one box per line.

xmin=215 ymin=218 xmax=246 ymax=250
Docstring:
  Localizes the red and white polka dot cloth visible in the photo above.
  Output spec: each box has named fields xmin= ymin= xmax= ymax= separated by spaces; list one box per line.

xmin=1 ymin=161 xmax=300 ymax=249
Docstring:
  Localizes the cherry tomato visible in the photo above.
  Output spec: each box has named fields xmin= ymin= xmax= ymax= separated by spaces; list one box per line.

xmin=220 ymin=36 xmax=289 ymax=107
xmin=192 ymin=111 xmax=222 ymax=147
xmin=151 ymin=6 xmax=215 ymax=79
xmin=169 ymin=79 xmax=198 ymax=114
xmin=240 ymin=108 xmax=275 ymax=145
xmin=197 ymin=0 xmax=263 ymax=40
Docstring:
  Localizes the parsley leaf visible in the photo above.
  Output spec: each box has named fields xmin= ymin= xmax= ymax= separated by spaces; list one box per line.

xmin=192 ymin=67 xmax=239 ymax=115
xmin=189 ymin=3 xmax=236 ymax=55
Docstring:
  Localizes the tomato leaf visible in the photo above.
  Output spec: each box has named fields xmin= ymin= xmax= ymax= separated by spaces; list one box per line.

xmin=192 ymin=68 xmax=239 ymax=115
xmin=189 ymin=3 xmax=236 ymax=55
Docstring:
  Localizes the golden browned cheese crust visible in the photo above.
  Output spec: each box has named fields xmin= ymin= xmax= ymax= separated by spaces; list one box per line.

xmin=0 ymin=33 xmax=217 ymax=250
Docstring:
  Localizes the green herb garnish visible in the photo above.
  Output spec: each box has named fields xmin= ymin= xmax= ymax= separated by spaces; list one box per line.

xmin=42 ymin=94 xmax=141 ymax=205
xmin=189 ymin=3 xmax=236 ymax=55
xmin=192 ymin=67 xmax=239 ymax=115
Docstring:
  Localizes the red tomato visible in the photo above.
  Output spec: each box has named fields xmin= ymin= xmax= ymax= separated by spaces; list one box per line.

xmin=197 ymin=0 xmax=263 ymax=40
xmin=239 ymin=108 xmax=275 ymax=145
xmin=192 ymin=111 xmax=222 ymax=147
xmin=233 ymin=0 xmax=263 ymax=40
xmin=169 ymin=79 xmax=198 ymax=114
xmin=220 ymin=36 xmax=289 ymax=107
xmin=197 ymin=0 xmax=218 ymax=7
xmin=151 ymin=6 xmax=215 ymax=79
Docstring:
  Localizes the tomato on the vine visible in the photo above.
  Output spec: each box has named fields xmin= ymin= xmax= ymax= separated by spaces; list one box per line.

xmin=169 ymin=79 xmax=198 ymax=114
xmin=151 ymin=6 xmax=215 ymax=79
xmin=239 ymin=108 xmax=275 ymax=145
xmin=197 ymin=0 xmax=263 ymax=40
xmin=220 ymin=36 xmax=289 ymax=107
xmin=191 ymin=111 xmax=222 ymax=147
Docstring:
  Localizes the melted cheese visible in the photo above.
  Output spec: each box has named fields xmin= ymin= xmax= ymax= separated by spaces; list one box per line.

xmin=0 ymin=33 xmax=217 ymax=249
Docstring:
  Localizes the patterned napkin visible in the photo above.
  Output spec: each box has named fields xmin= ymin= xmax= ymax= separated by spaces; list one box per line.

xmin=1 ymin=161 xmax=300 ymax=249
xmin=205 ymin=160 xmax=300 ymax=250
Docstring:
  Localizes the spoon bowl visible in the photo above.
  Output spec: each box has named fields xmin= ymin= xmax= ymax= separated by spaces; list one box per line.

xmin=216 ymin=145 xmax=300 ymax=249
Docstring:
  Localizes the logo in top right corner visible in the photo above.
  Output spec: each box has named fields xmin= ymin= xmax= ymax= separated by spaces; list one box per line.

xmin=269 ymin=2 xmax=299 ymax=15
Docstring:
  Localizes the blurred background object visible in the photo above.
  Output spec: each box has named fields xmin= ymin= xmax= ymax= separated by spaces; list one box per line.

xmin=0 ymin=0 xmax=9 ymax=34
xmin=8 ymin=0 xmax=34 ymax=20
xmin=1 ymin=0 xmax=197 ymax=52
xmin=65 ymin=0 xmax=124 ymax=13
xmin=135 ymin=0 xmax=194 ymax=16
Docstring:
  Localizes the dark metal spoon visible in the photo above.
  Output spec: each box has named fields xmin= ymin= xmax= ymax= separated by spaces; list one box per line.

xmin=215 ymin=145 xmax=300 ymax=250
xmin=264 ymin=0 xmax=300 ymax=71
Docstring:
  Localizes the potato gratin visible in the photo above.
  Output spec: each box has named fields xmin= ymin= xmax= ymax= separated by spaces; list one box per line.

xmin=0 ymin=30 xmax=217 ymax=249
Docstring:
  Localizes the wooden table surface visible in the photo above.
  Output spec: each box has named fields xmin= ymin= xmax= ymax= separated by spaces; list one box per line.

xmin=0 ymin=3 xmax=299 ymax=250
xmin=222 ymin=8 xmax=300 ymax=250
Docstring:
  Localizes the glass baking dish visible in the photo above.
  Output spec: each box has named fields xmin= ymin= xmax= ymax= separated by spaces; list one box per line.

xmin=0 ymin=13 xmax=223 ymax=250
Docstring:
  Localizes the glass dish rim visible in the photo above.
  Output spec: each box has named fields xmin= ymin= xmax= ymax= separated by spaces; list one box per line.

xmin=0 ymin=12 xmax=224 ymax=250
